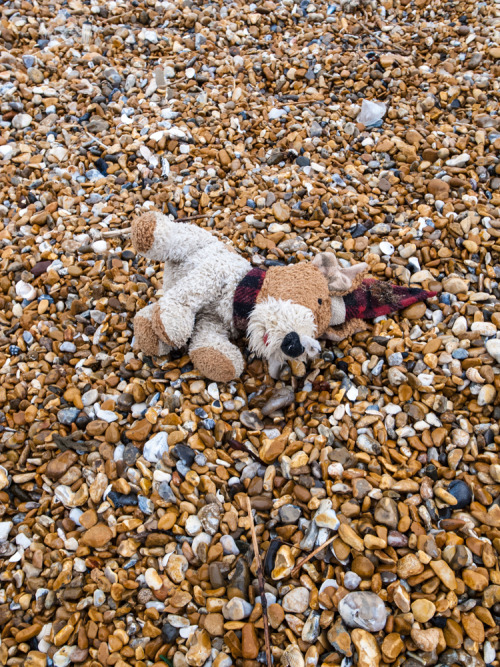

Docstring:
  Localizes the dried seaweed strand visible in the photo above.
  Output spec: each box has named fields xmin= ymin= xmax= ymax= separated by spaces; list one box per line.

xmin=245 ymin=496 xmax=273 ymax=667
xmin=290 ymin=534 xmax=336 ymax=577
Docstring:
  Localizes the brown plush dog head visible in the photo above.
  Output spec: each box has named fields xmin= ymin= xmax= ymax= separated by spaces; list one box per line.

xmin=246 ymin=253 xmax=367 ymax=367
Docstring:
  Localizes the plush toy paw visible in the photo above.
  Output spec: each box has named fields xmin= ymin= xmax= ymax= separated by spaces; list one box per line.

xmin=131 ymin=211 xmax=161 ymax=258
xmin=322 ymin=318 xmax=368 ymax=342
xmin=134 ymin=306 xmax=171 ymax=356
xmin=190 ymin=348 xmax=238 ymax=382
xmin=152 ymin=301 xmax=195 ymax=349
xmin=190 ymin=336 xmax=244 ymax=382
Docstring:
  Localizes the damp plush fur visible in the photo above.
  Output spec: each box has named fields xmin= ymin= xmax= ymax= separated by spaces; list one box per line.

xmin=131 ymin=211 xmax=436 ymax=382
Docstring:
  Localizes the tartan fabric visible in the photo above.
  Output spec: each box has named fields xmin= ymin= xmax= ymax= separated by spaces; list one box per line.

xmin=233 ymin=267 xmax=267 ymax=331
xmin=343 ymin=279 xmax=437 ymax=322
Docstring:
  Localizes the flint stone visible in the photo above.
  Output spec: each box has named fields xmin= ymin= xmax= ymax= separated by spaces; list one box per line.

xmin=338 ymin=592 xmax=388 ymax=632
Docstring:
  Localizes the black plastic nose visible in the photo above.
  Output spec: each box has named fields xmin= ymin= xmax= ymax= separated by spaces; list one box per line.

xmin=281 ymin=332 xmax=305 ymax=358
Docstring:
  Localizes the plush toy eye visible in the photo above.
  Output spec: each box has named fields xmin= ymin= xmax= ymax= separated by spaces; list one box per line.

xmin=318 ymin=298 xmax=323 ymax=305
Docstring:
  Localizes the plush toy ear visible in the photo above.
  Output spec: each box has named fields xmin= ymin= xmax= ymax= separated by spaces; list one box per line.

xmin=312 ymin=252 xmax=368 ymax=294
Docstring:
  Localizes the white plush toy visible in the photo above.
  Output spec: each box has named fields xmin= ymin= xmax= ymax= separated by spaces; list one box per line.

xmin=132 ymin=212 xmax=435 ymax=382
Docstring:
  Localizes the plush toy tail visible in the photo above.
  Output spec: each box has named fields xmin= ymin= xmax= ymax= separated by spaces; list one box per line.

xmin=344 ymin=279 xmax=437 ymax=322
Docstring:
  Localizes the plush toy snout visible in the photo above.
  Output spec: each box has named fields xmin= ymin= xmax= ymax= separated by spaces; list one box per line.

xmin=281 ymin=331 xmax=304 ymax=357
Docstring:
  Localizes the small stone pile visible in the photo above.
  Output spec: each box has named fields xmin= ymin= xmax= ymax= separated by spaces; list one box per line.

xmin=0 ymin=0 xmax=499 ymax=666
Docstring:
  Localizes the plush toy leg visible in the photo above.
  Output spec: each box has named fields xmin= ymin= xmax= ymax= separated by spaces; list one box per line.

xmin=162 ymin=260 xmax=179 ymax=292
xmin=134 ymin=304 xmax=171 ymax=356
xmin=322 ymin=318 xmax=368 ymax=342
xmin=131 ymin=211 xmax=217 ymax=262
xmin=151 ymin=257 xmax=228 ymax=348
xmin=151 ymin=296 xmax=195 ymax=349
xmin=189 ymin=316 xmax=244 ymax=382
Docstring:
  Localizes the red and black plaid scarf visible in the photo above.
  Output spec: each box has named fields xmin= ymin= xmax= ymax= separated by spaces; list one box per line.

xmin=233 ymin=271 xmax=436 ymax=332
xmin=233 ymin=267 xmax=267 ymax=331
xmin=344 ymin=279 xmax=437 ymax=321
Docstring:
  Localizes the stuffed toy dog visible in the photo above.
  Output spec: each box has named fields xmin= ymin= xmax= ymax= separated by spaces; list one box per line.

xmin=132 ymin=212 xmax=436 ymax=382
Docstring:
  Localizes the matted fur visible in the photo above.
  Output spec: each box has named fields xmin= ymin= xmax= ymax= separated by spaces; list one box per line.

xmin=257 ymin=264 xmax=331 ymax=335
xmin=134 ymin=212 xmax=250 ymax=344
xmin=131 ymin=212 xmax=157 ymax=255
xmin=247 ymin=297 xmax=322 ymax=367
xmin=328 ymin=268 xmax=367 ymax=297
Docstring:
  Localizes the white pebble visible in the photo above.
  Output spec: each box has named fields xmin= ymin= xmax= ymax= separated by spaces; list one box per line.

xmin=185 ymin=515 xmax=202 ymax=536
xmin=207 ymin=383 xmax=219 ymax=400
xmin=471 ymin=322 xmax=497 ymax=337
xmin=64 ymin=538 xmax=79 ymax=551
xmin=53 ymin=646 xmax=74 ymax=667
xmin=82 ymin=389 xmax=99 ymax=406
xmin=94 ymin=589 xmax=106 ymax=606
xmin=0 ymin=521 xmax=13 ymax=542
xmin=132 ymin=403 xmax=147 ymax=418
xmin=145 ymin=567 xmax=163 ymax=590
xmin=268 ymin=108 xmax=287 ymax=119
xmin=327 ymin=462 xmax=344 ymax=478
xmin=0 ymin=144 xmax=15 ymax=160
xmin=15 ymin=533 xmax=31 ymax=548
xmin=73 ymin=558 xmax=87 ymax=572
xmin=220 ymin=535 xmax=240 ymax=555
xmin=143 ymin=432 xmax=169 ymax=463
xmin=69 ymin=508 xmax=83 ymax=525
xmin=94 ymin=405 xmax=118 ymax=422
xmin=12 ymin=113 xmax=32 ymax=129
xmin=446 ymin=153 xmax=470 ymax=167
xmin=452 ymin=316 xmax=467 ymax=335
xmin=91 ymin=240 xmax=107 ymax=253
xmin=486 ymin=339 xmax=500 ymax=363
xmin=379 ymin=241 xmax=394 ymax=255
xmin=15 ymin=281 xmax=36 ymax=301
xmin=484 ymin=641 xmax=496 ymax=664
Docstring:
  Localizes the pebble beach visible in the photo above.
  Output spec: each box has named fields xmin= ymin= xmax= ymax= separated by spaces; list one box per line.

xmin=1 ymin=0 xmax=500 ymax=666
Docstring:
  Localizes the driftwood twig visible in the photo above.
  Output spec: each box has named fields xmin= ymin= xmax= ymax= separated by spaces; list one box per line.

xmin=290 ymin=534 xmax=336 ymax=577
xmin=101 ymin=213 xmax=214 ymax=238
xmin=246 ymin=496 xmax=273 ymax=667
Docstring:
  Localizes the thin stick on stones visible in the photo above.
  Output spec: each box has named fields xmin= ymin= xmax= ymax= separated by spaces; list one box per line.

xmin=101 ymin=228 xmax=133 ymax=238
xmin=84 ymin=130 xmax=109 ymax=149
xmin=290 ymin=534 xmax=337 ymax=577
xmin=101 ymin=214 xmax=214 ymax=238
xmin=245 ymin=496 xmax=273 ymax=667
